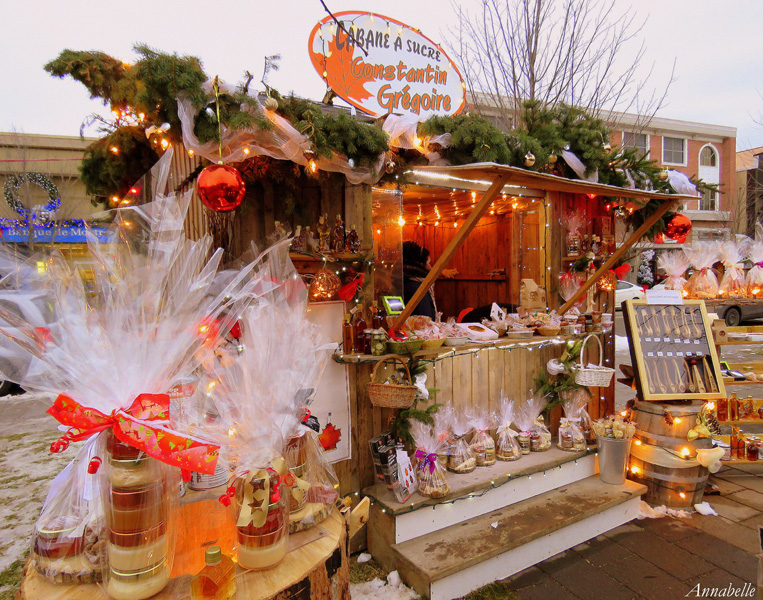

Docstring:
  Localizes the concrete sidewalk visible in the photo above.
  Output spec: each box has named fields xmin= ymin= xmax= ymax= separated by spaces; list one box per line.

xmin=503 ymin=466 xmax=761 ymax=600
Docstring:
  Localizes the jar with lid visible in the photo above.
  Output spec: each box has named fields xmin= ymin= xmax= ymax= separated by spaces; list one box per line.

xmin=518 ymin=431 xmax=531 ymax=454
xmin=233 ymin=468 xmax=288 ymax=570
xmin=104 ymin=431 xmax=173 ymax=600
xmin=747 ymin=437 xmax=759 ymax=462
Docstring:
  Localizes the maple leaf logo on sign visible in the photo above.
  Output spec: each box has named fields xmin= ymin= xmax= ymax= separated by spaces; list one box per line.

xmin=308 ymin=12 xmax=466 ymax=119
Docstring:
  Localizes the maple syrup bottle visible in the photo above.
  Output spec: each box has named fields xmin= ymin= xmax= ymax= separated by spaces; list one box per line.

xmin=342 ymin=314 xmax=354 ymax=354
xmin=353 ymin=305 xmax=367 ymax=354
xmin=190 ymin=546 xmax=236 ymax=600
xmin=371 ymin=303 xmax=383 ymax=329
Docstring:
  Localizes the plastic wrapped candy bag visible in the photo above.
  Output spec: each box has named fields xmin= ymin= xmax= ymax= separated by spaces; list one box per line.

xmin=432 ymin=408 xmax=453 ymax=468
xmin=468 ymin=410 xmax=496 ymax=466
xmin=565 ymin=209 xmax=586 ymax=257
xmin=718 ymin=241 xmax=748 ymax=298
xmin=747 ymin=228 xmax=763 ymax=298
xmin=31 ymin=436 xmax=106 ymax=585
xmin=685 ymin=242 xmax=719 ymax=298
xmin=516 ymin=394 xmax=551 ymax=453
xmin=559 ymin=270 xmax=585 ymax=304
xmin=557 ymin=389 xmax=591 ymax=452
xmin=656 ymin=251 xmax=690 ymax=293
xmin=446 ymin=409 xmax=476 ymax=474
xmin=411 ymin=421 xmax=450 ymax=498
xmin=495 ymin=397 xmax=522 ymax=461
xmin=592 ymin=415 xmax=636 ymax=440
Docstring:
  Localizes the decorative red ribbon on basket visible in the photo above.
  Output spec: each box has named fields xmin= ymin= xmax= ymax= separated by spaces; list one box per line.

xmin=47 ymin=393 xmax=220 ymax=475
xmin=415 ymin=450 xmax=438 ymax=474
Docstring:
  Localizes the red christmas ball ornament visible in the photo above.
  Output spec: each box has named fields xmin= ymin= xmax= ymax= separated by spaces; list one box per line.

xmin=197 ymin=164 xmax=246 ymax=212
xmin=664 ymin=213 xmax=692 ymax=243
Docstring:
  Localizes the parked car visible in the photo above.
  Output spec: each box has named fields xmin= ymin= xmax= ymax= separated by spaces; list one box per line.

xmin=615 ymin=280 xmax=645 ymax=308
xmin=713 ymin=302 xmax=763 ymax=327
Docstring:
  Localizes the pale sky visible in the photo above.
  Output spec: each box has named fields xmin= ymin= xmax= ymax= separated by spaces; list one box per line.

xmin=3 ymin=0 xmax=763 ymax=151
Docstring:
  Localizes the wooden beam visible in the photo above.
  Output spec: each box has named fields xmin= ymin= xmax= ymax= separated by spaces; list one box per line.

xmin=394 ymin=173 xmax=512 ymax=327
xmin=559 ymin=197 xmax=680 ymax=315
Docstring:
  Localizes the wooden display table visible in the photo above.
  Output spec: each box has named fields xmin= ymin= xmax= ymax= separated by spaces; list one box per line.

xmin=19 ymin=510 xmax=349 ymax=600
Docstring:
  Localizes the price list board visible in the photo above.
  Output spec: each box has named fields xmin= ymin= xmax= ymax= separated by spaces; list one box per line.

xmin=623 ymin=299 xmax=726 ymax=402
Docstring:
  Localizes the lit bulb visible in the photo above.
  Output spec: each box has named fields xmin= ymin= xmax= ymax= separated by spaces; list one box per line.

xmin=620 ymin=410 xmax=628 ymax=417
xmin=160 ymin=139 xmax=169 ymax=149
xmin=679 ymin=492 xmax=686 ymax=499
xmin=398 ymin=216 xmax=405 ymax=226
xmin=634 ymin=440 xmax=642 ymax=446
xmin=111 ymin=196 xmax=120 ymax=204
xmin=243 ymin=147 xmax=250 ymax=155
xmin=376 ymin=229 xmax=381 ymax=234
xmin=674 ymin=417 xmax=682 ymax=424
xmin=413 ymin=136 xmax=421 ymax=146
xmin=207 ymin=380 xmax=217 ymax=392
xmin=188 ymin=149 xmax=195 ymax=157
xmin=631 ymin=466 xmax=640 ymax=474
xmin=453 ymin=221 xmax=458 ymax=228
xmin=110 ymin=146 xmax=119 ymax=154
xmin=199 ymin=325 xmax=209 ymax=334
xmin=129 ymin=188 xmax=138 ymax=194
xmin=680 ymin=447 xmax=690 ymax=457
xmin=228 ymin=426 xmax=236 ymax=437
xmin=309 ymin=160 xmax=317 ymax=173
xmin=681 ymin=290 xmax=689 ymax=298
xmin=706 ymin=402 xmax=715 ymax=411
xmin=434 ymin=221 xmax=439 ymax=226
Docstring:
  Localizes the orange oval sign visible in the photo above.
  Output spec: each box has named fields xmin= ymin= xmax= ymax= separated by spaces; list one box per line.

xmin=308 ymin=12 xmax=466 ymax=119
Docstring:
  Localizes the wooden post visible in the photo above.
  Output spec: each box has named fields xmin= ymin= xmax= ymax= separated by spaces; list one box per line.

xmin=559 ymin=198 xmax=679 ymax=315
xmin=394 ymin=173 xmax=512 ymax=327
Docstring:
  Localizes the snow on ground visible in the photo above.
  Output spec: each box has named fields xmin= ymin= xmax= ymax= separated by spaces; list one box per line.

xmin=350 ymin=571 xmax=419 ymax=600
xmin=0 ymin=390 xmax=71 ymax=588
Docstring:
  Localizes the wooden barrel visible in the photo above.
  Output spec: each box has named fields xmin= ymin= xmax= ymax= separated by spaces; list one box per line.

xmin=631 ymin=400 xmax=712 ymax=455
xmin=628 ymin=441 xmax=709 ymax=508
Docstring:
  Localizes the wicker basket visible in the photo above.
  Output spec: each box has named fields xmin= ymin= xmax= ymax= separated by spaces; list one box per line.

xmin=573 ymin=334 xmax=615 ymax=387
xmin=367 ymin=356 xmax=418 ymax=409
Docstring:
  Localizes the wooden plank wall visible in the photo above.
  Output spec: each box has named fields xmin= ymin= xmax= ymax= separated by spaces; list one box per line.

xmin=400 ymin=207 xmax=542 ymax=319
xmin=336 ymin=333 xmax=611 ymax=494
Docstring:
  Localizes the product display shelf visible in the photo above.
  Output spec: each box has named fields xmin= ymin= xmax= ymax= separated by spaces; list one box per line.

xmin=19 ymin=510 xmax=350 ymax=600
xmin=716 ymin=434 xmax=763 ymax=465
xmin=712 ymin=323 xmax=763 ymax=386
xmin=366 ymin=446 xmax=645 ymax=600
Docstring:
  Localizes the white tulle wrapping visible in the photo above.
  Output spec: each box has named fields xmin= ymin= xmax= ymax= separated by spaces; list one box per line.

xmin=656 ymin=251 xmax=690 ymax=292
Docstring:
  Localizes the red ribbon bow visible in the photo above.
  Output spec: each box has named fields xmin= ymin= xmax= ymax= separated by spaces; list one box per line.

xmin=337 ymin=273 xmax=365 ymax=302
xmin=47 ymin=393 xmax=220 ymax=475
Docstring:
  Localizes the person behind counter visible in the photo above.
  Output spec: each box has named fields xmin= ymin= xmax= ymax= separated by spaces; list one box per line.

xmin=403 ymin=241 xmax=438 ymax=320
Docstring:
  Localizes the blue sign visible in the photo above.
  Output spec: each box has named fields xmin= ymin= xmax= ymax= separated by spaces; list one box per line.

xmin=0 ymin=225 xmax=113 ymax=244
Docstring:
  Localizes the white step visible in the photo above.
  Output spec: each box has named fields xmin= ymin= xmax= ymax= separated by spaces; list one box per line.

xmin=366 ymin=447 xmax=596 ymax=545
xmin=393 ymin=477 xmax=646 ymax=600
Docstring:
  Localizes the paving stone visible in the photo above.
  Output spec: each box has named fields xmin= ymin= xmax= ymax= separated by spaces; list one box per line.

xmin=713 ymin=468 xmax=753 ymax=482
xmin=707 ymin=475 xmax=744 ymax=495
xmin=636 ymin=516 xmax=700 ymax=542
xmin=738 ymin=513 xmax=763 ymax=531
xmin=675 ymin=530 xmax=759 ymax=581
xmin=721 ymin=475 xmax=763 ymax=494
xmin=541 ymin=551 xmax=638 ymax=600
xmin=728 ymin=488 xmax=763 ymax=511
xmin=513 ymin=578 xmax=581 ymax=600
xmin=601 ymin=522 xmax=642 ymax=541
xmin=573 ymin=536 xmax=636 ymax=568
xmin=729 ymin=463 xmax=763 ymax=475
xmin=537 ymin=550 xmax=577 ymax=576
xmin=612 ymin=527 xmax=715 ymax=580
xmin=507 ymin=566 xmax=546 ymax=589
xmin=700 ymin=496 xmax=760 ymax=522
xmin=682 ymin=567 xmax=751 ymax=598
xmin=600 ymin=553 xmax=685 ymax=600
xmin=679 ymin=514 xmax=760 ymax=555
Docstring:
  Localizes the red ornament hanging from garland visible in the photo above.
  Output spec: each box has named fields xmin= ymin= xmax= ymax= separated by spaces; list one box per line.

xmin=664 ymin=213 xmax=692 ymax=243
xmin=197 ymin=164 xmax=246 ymax=212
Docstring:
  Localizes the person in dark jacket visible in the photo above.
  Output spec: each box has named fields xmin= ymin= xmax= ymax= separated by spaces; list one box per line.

xmin=402 ymin=241 xmax=437 ymax=320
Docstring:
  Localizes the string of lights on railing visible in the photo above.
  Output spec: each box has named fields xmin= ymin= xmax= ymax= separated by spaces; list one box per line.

xmin=355 ymin=448 xmax=597 ymax=516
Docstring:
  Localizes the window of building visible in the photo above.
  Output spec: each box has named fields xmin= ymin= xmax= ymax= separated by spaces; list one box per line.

xmin=700 ymin=146 xmax=717 ymax=167
xmin=623 ymin=132 xmax=649 ymax=157
xmin=699 ymin=189 xmax=718 ymax=211
xmin=663 ymin=137 xmax=686 ymax=165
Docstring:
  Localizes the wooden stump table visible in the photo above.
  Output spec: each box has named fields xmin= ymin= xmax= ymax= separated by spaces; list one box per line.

xmin=19 ymin=510 xmax=350 ymax=600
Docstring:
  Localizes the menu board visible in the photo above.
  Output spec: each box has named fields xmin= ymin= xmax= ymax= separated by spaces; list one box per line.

xmin=623 ymin=299 xmax=726 ymax=401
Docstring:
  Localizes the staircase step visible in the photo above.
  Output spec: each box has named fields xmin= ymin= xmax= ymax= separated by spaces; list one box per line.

xmin=365 ymin=447 xmax=596 ymax=544
xmin=392 ymin=476 xmax=646 ymax=600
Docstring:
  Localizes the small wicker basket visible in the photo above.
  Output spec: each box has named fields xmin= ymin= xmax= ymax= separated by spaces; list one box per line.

xmin=367 ymin=356 xmax=418 ymax=409
xmin=573 ymin=334 xmax=615 ymax=387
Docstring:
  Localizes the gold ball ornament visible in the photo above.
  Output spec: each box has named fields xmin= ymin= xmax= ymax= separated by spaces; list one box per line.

xmin=603 ymin=143 xmax=612 ymax=152
xmin=524 ymin=152 xmax=536 ymax=167
xmin=309 ymin=268 xmax=341 ymax=302
xmin=303 ymin=149 xmax=317 ymax=162
xmin=385 ymin=159 xmax=397 ymax=174
xmin=548 ymin=153 xmax=557 ymax=165
xmin=658 ymin=169 xmax=670 ymax=182
xmin=264 ymin=96 xmax=278 ymax=111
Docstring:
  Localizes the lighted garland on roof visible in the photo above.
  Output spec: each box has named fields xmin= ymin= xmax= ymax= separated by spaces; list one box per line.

xmin=45 ymin=45 xmax=697 ymax=239
xmin=3 ymin=172 xmax=60 ymax=219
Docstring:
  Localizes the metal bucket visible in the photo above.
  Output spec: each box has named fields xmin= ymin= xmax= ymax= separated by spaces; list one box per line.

xmin=596 ymin=436 xmax=632 ymax=485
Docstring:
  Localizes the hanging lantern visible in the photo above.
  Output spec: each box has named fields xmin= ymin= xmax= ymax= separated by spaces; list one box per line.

xmin=597 ymin=271 xmax=618 ymax=292
xmin=664 ymin=213 xmax=692 ymax=243
xmin=524 ymin=152 xmax=536 ymax=167
xmin=197 ymin=164 xmax=246 ymax=212
xmin=309 ymin=269 xmax=341 ymax=302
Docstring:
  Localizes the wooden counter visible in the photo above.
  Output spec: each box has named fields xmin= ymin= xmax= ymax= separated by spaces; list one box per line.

xmin=332 ymin=331 xmax=614 ymax=496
